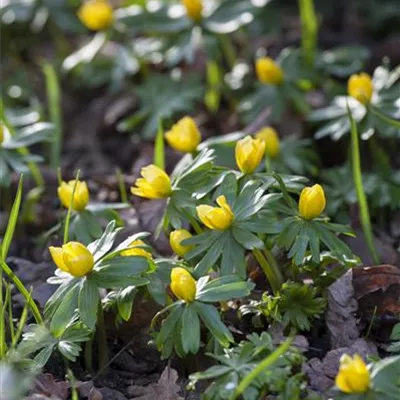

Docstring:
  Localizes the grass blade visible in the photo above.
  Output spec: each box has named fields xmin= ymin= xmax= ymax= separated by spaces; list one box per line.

xmin=43 ymin=63 xmax=63 ymax=169
xmin=298 ymin=0 xmax=318 ymax=68
xmin=154 ymin=119 xmax=165 ymax=170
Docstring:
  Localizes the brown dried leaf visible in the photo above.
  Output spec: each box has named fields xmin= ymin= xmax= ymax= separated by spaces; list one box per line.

xmin=131 ymin=366 xmax=183 ymax=400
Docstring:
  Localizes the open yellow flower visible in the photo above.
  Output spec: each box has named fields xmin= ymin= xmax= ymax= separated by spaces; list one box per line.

xmin=298 ymin=184 xmax=326 ymax=220
xmin=170 ymin=267 xmax=197 ymax=302
xmin=131 ymin=165 xmax=172 ymax=199
xmin=235 ymin=136 xmax=266 ymax=174
xmin=256 ymin=57 xmax=284 ymax=85
xmin=58 ymin=180 xmax=89 ymax=212
xmin=169 ymin=229 xmax=193 ymax=257
xmin=78 ymin=0 xmax=113 ymax=31
xmin=197 ymin=195 xmax=234 ymax=231
xmin=182 ymin=0 xmax=203 ymax=21
xmin=121 ymin=239 xmax=152 ymax=260
xmin=255 ymin=127 xmax=280 ymax=158
xmin=335 ymin=354 xmax=370 ymax=394
xmin=348 ymin=73 xmax=373 ymax=105
xmin=165 ymin=116 xmax=201 ymax=153
xmin=49 ymin=242 xmax=94 ymax=277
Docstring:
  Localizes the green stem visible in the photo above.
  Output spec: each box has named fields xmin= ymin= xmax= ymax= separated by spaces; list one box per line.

xmin=0 ymin=260 xmax=43 ymax=324
xmin=298 ymin=0 xmax=318 ymax=69
xmin=262 ymin=247 xmax=283 ymax=285
xmin=368 ymin=104 xmax=400 ymax=129
xmin=252 ymin=249 xmax=281 ymax=294
xmin=63 ymin=170 xmax=81 ymax=244
xmin=97 ymin=302 xmax=109 ymax=372
xmin=84 ymin=338 xmax=94 ymax=373
xmin=116 ymin=168 xmax=128 ymax=204
xmin=218 ymin=34 xmax=236 ymax=70
xmin=349 ymin=109 xmax=380 ymax=264
xmin=231 ymin=328 xmax=296 ymax=399
xmin=265 ymin=154 xmax=272 ymax=173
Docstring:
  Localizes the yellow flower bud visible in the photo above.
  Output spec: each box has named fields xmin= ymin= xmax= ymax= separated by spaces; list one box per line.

xmin=182 ymin=0 xmax=203 ymax=21
xmin=197 ymin=195 xmax=234 ymax=231
xmin=165 ymin=117 xmax=201 ymax=153
xmin=49 ymin=242 xmax=94 ymax=277
xmin=335 ymin=354 xmax=370 ymax=394
xmin=298 ymin=184 xmax=326 ymax=220
xmin=235 ymin=135 xmax=266 ymax=174
xmin=256 ymin=57 xmax=284 ymax=85
xmin=58 ymin=180 xmax=89 ymax=212
xmin=348 ymin=73 xmax=373 ymax=105
xmin=169 ymin=229 xmax=193 ymax=257
xmin=121 ymin=239 xmax=153 ymax=260
xmin=170 ymin=267 xmax=197 ymax=302
xmin=78 ymin=0 xmax=113 ymax=31
xmin=131 ymin=165 xmax=172 ymax=199
xmin=255 ymin=127 xmax=280 ymax=158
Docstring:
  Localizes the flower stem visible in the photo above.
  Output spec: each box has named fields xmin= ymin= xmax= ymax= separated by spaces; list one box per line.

xmin=349 ymin=108 xmax=380 ymax=264
xmin=97 ymin=302 xmax=109 ymax=372
xmin=252 ymin=248 xmax=282 ymax=294
xmin=84 ymin=338 xmax=93 ymax=373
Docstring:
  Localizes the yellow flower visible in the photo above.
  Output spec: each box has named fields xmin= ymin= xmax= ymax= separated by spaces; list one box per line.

xmin=197 ymin=195 xmax=234 ymax=231
xmin=256 ymin=57 xmax=284 ymax=85
xmin=169 ymin=229 xmax=193 ymax=257
xmin=348 ymin=73 xmax=373 ymax=105
xmin=165 ymin=116 xmax=201 ymax=153
xmin=58 ymin=180 xmax=89 ymax=212
xmin=49 ymin=242 xmax=94 ymax=277
xmin=335 ymin=354 xmax=370 ymax=394
xmin=131 ymin=165 xmax=172 ymax=199
xmin=255 ymin=127 xmax=280 ymax=158
xmin=298 ymin=184 xmax=326 ymax=220
xmin=182 ymin=0 xmax=203 ymax=21
xmin=121 ymin=239 xmax=152 ymax=260
xmin=235 ymin=135 xmax=266 ymax=174
xmin=78 ymin=0 xmax=113 ymax=31
xmin=170 ymin=267 xmax=197 ymax=302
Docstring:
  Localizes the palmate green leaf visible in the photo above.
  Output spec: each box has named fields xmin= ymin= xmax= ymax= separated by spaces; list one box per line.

xmin=50 ymin=283 xmax=80 ymax=336
xmin=78 ymin=277 xmax=99 ymax=330
xmin=370 ymin=355 xmax=400 ymax=400
xmin=3 ymin=122 xmax=53 ymax=149
xmin=117 ymin=286 xmax=137 ymax=321
xmin=203 ymin=0 xmax=256 ymax=34
xmin=155 ymin=303 xmax=184 ymax=358
xmin=181 ymin=304 xmax=200 ymax=354
xmin=231 ymin=227 xmax=264 ymax=250
xmin=193 ymin=302 xmax=233 ymax=348
xmin=87 ymin=220 xmax=118 ymax=261
xmin=3 ymin=151 xmax=32 ymax=174
xmin=120 ymin=74 xmax=203 ymax=138
xmin=220 ymin=231 xmax=246 ymax=277
xmin=45 ymin=278 xmax=79 ymax=320
xmin=196 ymin=276 xmax=254 ymax=303
xmin=92 ymin=256 xmax=150 ymax=288
xmin=116 ymin=6 xmax=191 ymax=34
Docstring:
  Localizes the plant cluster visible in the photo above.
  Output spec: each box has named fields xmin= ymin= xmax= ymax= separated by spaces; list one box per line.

xmin=1 ymin=1 xmax=400 ymax=400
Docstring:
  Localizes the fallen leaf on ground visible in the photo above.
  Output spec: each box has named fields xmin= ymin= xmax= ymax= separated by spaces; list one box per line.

xmin=129 ymin=366 xmax=183 ymax=400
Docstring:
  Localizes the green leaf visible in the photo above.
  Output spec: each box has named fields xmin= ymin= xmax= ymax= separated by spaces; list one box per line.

xmin=3 ymin=123 xmax=53 ymax=149
xmin=117 ymin=286 xmax=137 ymax=321
xmin=196 ymin=276 xmax=254 ymax=302
xmin=370 ymin=355 xmax=400 ymax=400
xmin=181 ymin=304 xmax=200 ymax=354
xmin=93 ymin=256 xmax=150 ymax=288
xmin=88 ymin=220 xmax=117 ymax=261
xmin=155 ymin=303 xmax=184 ymax=354
xmin=194 ymin=232 xmax=227 ymax=276
xmin=58 ymin=341 xmax=82 ymax=362
xmin=78 ymin=277 xmax=99 ymax=330
xmin=34 ymin=345 xmax=55 ymax=368
xmin=1 ymin=175 xmax=22 ymax=260
xmin=50 ymin=283 xmax=80 ymax=336
xmin=194 ymin=302 xmax=233 ymax=347
xmin=231 ymin=227 xmax=264 ymax=250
